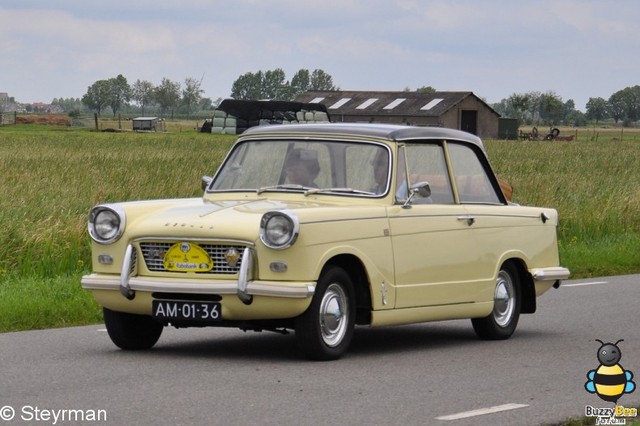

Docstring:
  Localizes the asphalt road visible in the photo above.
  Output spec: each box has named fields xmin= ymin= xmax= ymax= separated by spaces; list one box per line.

xmin=1 ymin=275 xmax=639 ymax=426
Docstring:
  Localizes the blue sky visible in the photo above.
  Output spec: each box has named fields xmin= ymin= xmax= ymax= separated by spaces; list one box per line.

xmin=1 ymin=0 xmax=637 ymax=111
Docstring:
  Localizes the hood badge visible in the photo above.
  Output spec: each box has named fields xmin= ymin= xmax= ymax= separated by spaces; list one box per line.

xmin=164 ymin=222 xmax=214 ymax=229
xmin=225 ymin=248 xmax=241 ymax=268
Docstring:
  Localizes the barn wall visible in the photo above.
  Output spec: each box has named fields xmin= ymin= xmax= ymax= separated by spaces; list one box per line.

xmin=432 ymin=98 xmax=498 ymax=139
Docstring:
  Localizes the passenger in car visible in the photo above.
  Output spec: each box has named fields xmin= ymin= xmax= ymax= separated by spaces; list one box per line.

xmin=284 ymin=148 xmax=320 ymax=187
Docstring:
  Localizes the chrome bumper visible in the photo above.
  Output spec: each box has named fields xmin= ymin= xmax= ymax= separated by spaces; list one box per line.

xmin=82 ymin=245 xmax=315 ymax=301
xmin=531 ymin=266 xmax=571 ymax=288
xmin=531 ymin=266 xmax=571 ymax=281
xmin=81 ymin=275 xmax=316 ymax=298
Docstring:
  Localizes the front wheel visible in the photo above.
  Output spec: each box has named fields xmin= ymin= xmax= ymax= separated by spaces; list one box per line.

xmin=471 ymin=263 xmax=521 ymax=340
xmin=295 ymin=267 xmax=355 ymax=360
xmin=103 ymin=308 xmax=163 ymax=350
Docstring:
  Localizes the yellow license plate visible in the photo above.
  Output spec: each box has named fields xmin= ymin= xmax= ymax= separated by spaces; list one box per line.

xmin=163 ymin=242 xmax=213 ymax=272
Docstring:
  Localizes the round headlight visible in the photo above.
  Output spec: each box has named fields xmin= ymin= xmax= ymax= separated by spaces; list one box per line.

xmin=260 ymin=211 xmax=299 ymax=249
xmin=88 ymin=205 xmax=125 ymax=244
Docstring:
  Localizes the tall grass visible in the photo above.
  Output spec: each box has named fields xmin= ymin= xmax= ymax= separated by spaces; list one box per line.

xmin=0 ymin=127 xmax=235 ymax=279
xmin=1 ymin=126 xmax=639 ymax=280
xmin=0 ymin=124 xmax=639 ymax=331
xmin=485 ymin=137 xmax=640 ymax=276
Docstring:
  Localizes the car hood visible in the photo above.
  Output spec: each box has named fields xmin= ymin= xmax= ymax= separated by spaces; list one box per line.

xmin=122 ymin=197 xmax=386 ymax=242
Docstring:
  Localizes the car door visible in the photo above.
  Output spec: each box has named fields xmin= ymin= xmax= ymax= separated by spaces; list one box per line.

xmin=389 ymin=142 xmax=482 ymax=309
xmin=446 ymin=142 xmax=511 ymax=304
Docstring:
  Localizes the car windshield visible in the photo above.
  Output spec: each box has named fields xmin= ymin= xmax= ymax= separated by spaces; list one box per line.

xmin=209 ymin=140 xmax=390 ymax=196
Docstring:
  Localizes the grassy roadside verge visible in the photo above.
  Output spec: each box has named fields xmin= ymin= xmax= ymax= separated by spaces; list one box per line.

xmin=0 ymin=274 xmax=101 ymax=332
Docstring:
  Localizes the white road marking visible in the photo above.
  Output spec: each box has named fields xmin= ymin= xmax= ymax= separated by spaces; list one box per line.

xmin=97 ymin=328 xmax=107 ymax=332
xmin=436 ymin=403 xmax=529 ymax=421
xmin=563 ymin=281 xmax=608 ymax=288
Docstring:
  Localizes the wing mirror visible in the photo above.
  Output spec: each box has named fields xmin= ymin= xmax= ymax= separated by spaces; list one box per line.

xmin=402 ymin=181 xmax=431 ymax=209
xmin=201 ymin=175 xmax=213 ymax=192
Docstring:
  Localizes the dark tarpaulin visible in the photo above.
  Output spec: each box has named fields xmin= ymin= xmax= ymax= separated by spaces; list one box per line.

xmin=215 ymin=99 xmax=329 ymax=121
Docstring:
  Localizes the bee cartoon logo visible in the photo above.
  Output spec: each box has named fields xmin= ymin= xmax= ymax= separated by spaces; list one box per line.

xmin=585 ymin=339 xmax=636 ymax=403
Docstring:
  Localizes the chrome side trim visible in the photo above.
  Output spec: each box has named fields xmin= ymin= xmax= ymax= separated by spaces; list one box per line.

xmin=531 ymin=267 xmax=571 ymax=281
xmin=119 ymin=244 xmax=135 ymax=300
xmin=81 ymin=275 xmax=316 ymax=299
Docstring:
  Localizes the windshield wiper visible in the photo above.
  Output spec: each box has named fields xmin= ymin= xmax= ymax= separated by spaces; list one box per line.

xmin=256 ymin=184 xmax=310 ymax=195
xmin=304 ymin=187 xmax=376 ymax=196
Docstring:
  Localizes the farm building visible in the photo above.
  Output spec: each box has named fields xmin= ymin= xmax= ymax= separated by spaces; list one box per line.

xmin=295 ymin=91 xmax=500 ymax=139
xmin=203 ymin=99 xmax=330 ymax=134
xmin=132 ymin=117 xmax=160 ymax=131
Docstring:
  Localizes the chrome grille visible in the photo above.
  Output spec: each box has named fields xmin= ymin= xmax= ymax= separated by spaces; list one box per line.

xmin=138 ymin=241 xmax=245 ymax=274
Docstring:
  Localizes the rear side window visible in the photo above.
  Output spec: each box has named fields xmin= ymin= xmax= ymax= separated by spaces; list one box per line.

xmin=447 ymin=143 xmax=501 ymax=204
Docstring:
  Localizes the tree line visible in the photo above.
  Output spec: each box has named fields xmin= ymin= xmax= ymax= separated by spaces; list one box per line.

xmin=491 ymin=86 xmax=640 ymax=127
xmin=52 ymin=68 xmax=337 ymax=119
xmin=75 ymin=74 xmax=208 ymax=118
xmin=50 ymin=68 xmax=639 ymax=127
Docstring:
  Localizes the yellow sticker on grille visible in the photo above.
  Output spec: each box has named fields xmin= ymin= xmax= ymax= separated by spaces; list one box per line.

xmin=163 ymin=242 xmax=214 ymax=272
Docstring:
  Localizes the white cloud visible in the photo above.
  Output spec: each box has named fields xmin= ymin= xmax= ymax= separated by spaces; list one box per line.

xmin=1 ymin=1 xmax=639 ymax=109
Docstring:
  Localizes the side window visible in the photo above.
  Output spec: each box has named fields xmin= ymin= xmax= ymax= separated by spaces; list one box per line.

xmin=404 ymin=143 xmax=454 ymax=204
xmin=447 ymin=143 xmax=501 ymax=204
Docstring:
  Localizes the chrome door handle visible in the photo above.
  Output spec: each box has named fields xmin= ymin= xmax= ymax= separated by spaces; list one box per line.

xmin=457 ymin=215 xmax=475 ymax=226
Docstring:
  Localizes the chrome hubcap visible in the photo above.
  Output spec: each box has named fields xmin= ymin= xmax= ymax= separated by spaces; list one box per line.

xmin=493 ymin=270 xmax=515 ymax=327
xmin=319 ymin=283 xmax=348 ymax=347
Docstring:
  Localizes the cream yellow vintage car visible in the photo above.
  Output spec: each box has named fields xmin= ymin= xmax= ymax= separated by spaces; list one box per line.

xmin=81 ymin=123 xmax=569 ymax=360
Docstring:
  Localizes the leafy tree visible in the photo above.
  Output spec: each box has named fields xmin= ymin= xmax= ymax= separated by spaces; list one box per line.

xmin=231 ymin=68 xmax=337 ymax=101
xmin=565 ymin=109 xmax=587 ymax=126
xmin=106 ymin=74 xmax=131 ymax=117
xmin=620 ymin=85 xmax=640 ymax=123
xmin=231 ymin=71 xmax=264 ymax=100
xmin=503 ymin=93 xmax=532 ymax=124
xmin=310 ymin=69 xmax=336 ymax=91
xmin=290 ymin=69 xmax=311 ymax=96
xmin=563 ymin=99 xmax=575 ymax=121
xmin=585 ymin=97 xmax=609 ymax=124
xmin=154 ymin=78 xmax=181 ymax=118
xmin=416 ymin=86 xmax=437 ymax=93
xmin=262 ymin=68 xmax=287 ymax=99
xmin=82 ymin=80 xmax=111 ymax=116
xmin=131 ymin=79 xmax=155 ymax=116
xmin=538 ymin=91 xmax=564 ymax=125
xmin=199 ymin=97 xmax=213 ymax=110
xmin=608 ymin=91 xmax=627 ymax=124
xmin=182 ymin=77 xmax=204 ymax=118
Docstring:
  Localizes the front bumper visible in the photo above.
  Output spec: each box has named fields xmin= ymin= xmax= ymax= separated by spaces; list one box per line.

xmin=82 ymin=244 xmax=316 ymax=319
xmin=83 ymin=245 xmax=315 ymax=301
xmin=81 ymin=274 xmax=316 ymax=299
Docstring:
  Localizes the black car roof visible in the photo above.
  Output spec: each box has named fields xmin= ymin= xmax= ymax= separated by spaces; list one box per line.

xmin=239 ymin=122 xmax=485 ymax=151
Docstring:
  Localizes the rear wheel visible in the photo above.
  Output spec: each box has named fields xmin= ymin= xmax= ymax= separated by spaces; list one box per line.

xmin=295 ymin=267 xmax=355 ymax=360
xmin=472 ymin=263 xmax=521 ymax=340
xmin=103 ymin=308 xmax=163 ymax=350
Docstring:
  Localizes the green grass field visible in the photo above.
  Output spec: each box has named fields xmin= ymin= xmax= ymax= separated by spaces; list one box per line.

xmin=1 ymin=124 xmax=639 ymax=332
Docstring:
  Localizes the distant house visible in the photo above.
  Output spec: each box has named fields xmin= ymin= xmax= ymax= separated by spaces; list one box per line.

xmin=295 ymin=90 xmax=500 ymax=139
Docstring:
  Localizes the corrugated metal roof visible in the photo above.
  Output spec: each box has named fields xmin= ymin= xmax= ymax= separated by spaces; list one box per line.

xmin=295 ymin=90 xmax=498 ymax=118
